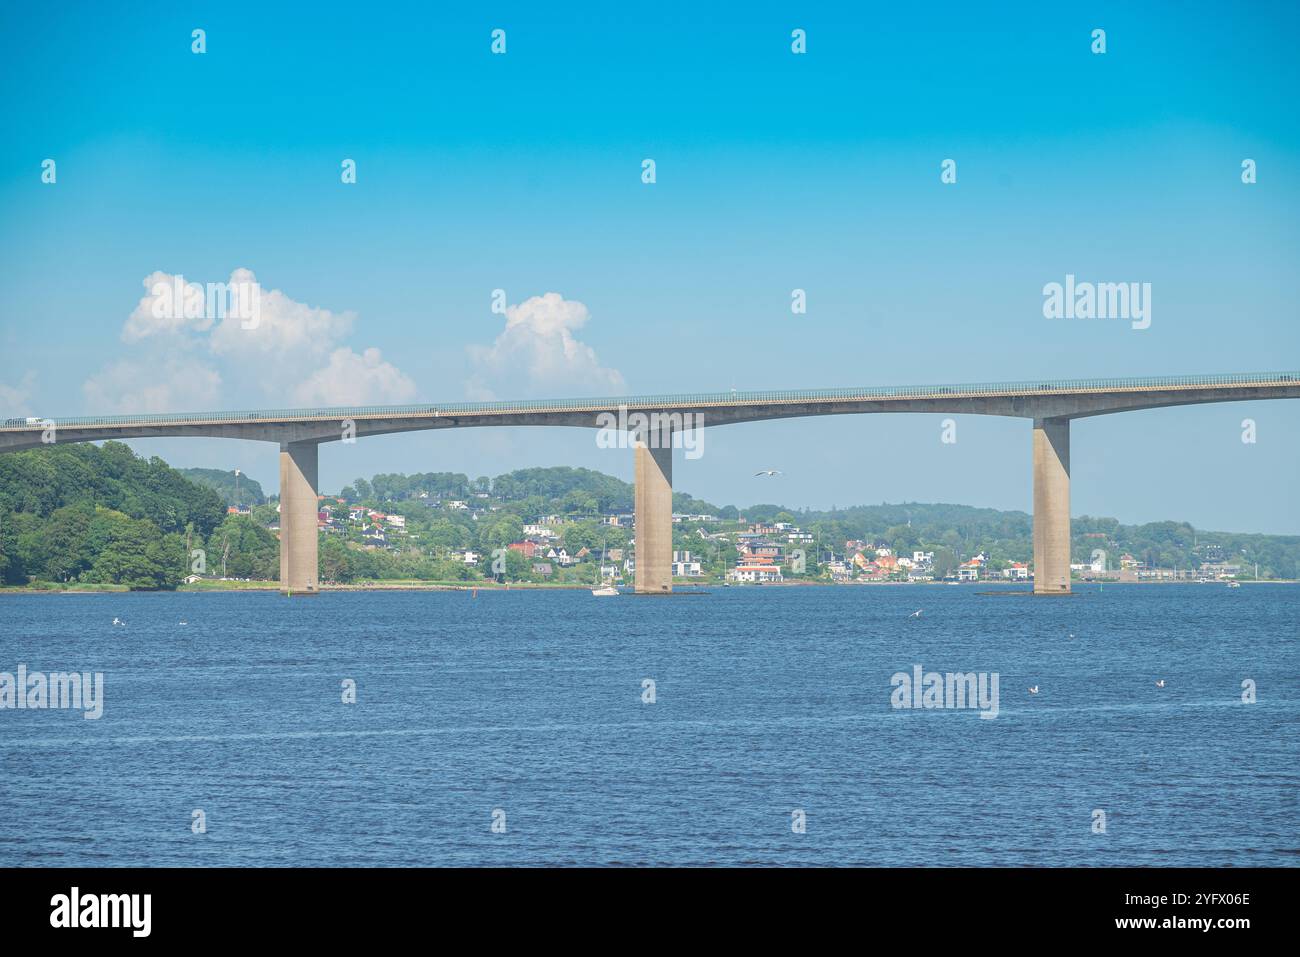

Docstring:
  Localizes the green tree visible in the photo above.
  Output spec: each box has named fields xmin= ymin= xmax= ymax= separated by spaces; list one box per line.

xmin=932 ymin=547 xmax=957 ymax=579
xmin=81 ymin=508 xmax=183 ymax=589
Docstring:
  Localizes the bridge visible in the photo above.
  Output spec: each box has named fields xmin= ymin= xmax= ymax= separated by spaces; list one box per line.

xmin=3 ymin=371 xmax=1297 ymax=596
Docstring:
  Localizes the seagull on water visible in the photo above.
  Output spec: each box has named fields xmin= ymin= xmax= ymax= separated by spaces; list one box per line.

xmin=1155 ymin=679 xmax=1166 ymax=688
xmin=112 ymin=617 xmax=125 ymax=626
xmin=1028 ymin=685 xmax=1040 ymax=695
xmin=754 ymin=469 xmax=782 ymax=477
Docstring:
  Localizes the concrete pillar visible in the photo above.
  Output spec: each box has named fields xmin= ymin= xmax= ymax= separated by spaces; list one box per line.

xmin=634 ymin=439 xmax=673 ymax=594
xmin=279 ymin=441 xmax=320 ymax=596
xmin=1032 ymin=417 xmax=1071 ymax=595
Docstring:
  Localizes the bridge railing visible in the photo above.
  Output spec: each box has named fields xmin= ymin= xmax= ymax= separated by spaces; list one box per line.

xmin=2 ymin=371 xmax=1296 ymax=429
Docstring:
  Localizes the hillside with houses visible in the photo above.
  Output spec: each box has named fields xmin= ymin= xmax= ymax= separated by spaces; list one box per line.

xmin=217 ymin=466 xmax=1298 ymax=586
xmin=4 ymin=446 xmax=1294 ymax=590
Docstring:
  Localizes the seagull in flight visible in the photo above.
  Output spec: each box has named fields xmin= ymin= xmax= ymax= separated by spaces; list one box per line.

xmin=908 ymin=609 xmax=923 ymax=619
xmin=754 ymin=469 xmax=782 ymax=477
xmin=111 ymin=617 xmax=125 ymax=627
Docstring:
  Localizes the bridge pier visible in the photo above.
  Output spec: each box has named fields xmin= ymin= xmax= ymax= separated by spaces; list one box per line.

xmin=634 ymin=439 xmax=673 ymax=594
xmin=1032 ymin=417 xmax=1071 ymax=595
xmin=279 ymin=440 xmax=320 ymax=596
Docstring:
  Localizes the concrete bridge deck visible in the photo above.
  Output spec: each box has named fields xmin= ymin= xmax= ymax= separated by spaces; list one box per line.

xmin=3 ymin=371 xmax=1297 ymax=448
xmin=3 ymin=371 xmax=1297 ymax=598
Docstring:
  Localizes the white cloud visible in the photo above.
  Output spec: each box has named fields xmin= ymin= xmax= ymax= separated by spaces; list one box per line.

xmin=292 ymin=347 xmax=417 ymax=407
xmin=83 ymin=357 xmax=223 ymax=414
xmin=207 ymin=268 xmax=354 ymax=368
xmin=122 ymin=271 xmax=218 ymax=342
xmin=466 ymin=292 xmax=625 ymax=399
xmin=84 ymin=268 xmax=412 ymax=412
xmin=0 ymin=372 xmax=37 ymax=416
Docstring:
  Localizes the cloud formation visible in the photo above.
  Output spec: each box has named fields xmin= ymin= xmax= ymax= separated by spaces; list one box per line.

xmin=0 ymin=372 xmax=37 ymax=417
xmin=83 ymin=356 xmax=223 ymax=414
xmin=466 ymin=292 xmax=625 ymax=400
xmin=84 ymin=269 xmax=412 ymax=412
xmin=292 ymin=347 xmax=416 ymax=406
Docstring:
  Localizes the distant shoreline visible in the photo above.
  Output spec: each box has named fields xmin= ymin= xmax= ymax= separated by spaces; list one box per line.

xmin=0 ymin=579 xmax=1294 ymax=595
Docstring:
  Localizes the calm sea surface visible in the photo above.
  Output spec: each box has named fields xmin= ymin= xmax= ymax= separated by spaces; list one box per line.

xmin=0 ymin=584 xmax=1296 ymax=866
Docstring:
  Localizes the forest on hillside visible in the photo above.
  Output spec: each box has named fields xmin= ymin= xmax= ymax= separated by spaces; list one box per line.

xmin=178 ymin=467 xmax=267 ymax=506
xmin=0 ymin=443 xmax=272 ymax=588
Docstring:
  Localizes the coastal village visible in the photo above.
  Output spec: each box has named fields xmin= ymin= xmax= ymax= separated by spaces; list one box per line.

xmin=217 ymin=491 xmax=1253 ymax=586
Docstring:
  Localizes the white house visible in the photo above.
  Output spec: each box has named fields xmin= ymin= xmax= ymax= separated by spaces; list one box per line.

xmin=722 ymin=561 xmax=780 ymax=582
xmin=672 ymin=550 xmax=703 ymax=577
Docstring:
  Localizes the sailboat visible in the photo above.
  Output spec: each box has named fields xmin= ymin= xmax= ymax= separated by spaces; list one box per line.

xmin=591 ymin=539 xmax=620 ymax=596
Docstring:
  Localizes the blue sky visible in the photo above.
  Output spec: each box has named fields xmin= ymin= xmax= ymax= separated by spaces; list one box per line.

xmin=1 ymin=1 xmax=1297 ymax=531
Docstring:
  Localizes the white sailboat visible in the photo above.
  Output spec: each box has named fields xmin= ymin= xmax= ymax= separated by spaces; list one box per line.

xmin=592 ymin=539 xmax=620 ymax=596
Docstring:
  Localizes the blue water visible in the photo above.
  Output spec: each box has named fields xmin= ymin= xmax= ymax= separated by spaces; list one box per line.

xmin=0 ymin=584 xmax=1296 ymax=866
